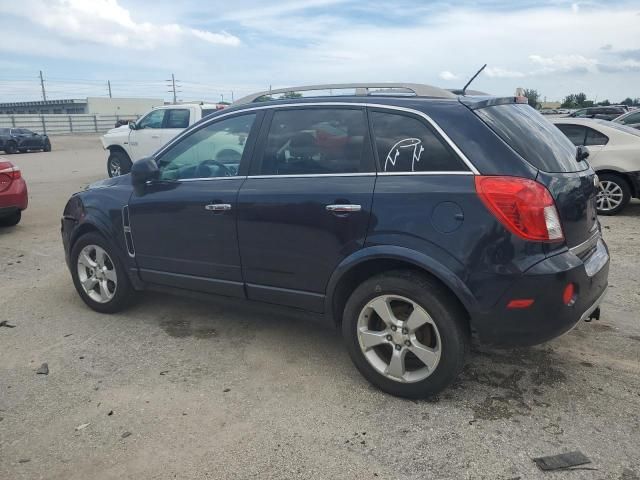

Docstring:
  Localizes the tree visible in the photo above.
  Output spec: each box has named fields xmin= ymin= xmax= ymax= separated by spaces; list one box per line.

xmin=283 ymin=91 xmax=303 ymax=99
xmin=597 ymin=99 xmax=610 ymax=106
xmin=621 ymin=97 xmax=634 ymax=106
xmin=523 ymin=88 xmax=540 ymax=109
xmin=561 ymin=92 xmax=590 ymax=109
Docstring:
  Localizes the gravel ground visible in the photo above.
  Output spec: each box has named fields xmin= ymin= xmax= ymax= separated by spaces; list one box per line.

xmin=1 ymin=135 xmax=639 ymax=480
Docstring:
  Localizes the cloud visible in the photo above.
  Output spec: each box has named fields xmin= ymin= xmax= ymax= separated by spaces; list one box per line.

xmin=600 ymin=44 xmax=613 ymax=51
xmin=529 ymin=54 xmax=598 ymax=74
xmin=0 ymin=0 xmax=240 ymax=49
xmin=439 ymin=71 xmax=459 ymax=81
xmin=484 ymin=67 xmax=525 ymax=78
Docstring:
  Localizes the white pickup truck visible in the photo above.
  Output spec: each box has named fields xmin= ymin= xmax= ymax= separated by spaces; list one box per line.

xmin=101 ymin=103 xmax=221 ymax=177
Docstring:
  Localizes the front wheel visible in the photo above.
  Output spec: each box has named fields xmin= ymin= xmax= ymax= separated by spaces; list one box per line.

xmin=0 ymin=211 xmax=21 ymax=227
xmin=342 ymin=270 xmax=469 ymax=398
xmin=43 ymin=139 xmax=51 ymax=152
xmin=107 ymin=150 xmax=132 ymax=178
xmin=70 ymin=233 xmax=135 ymax=313
xmin=596 ymin=173 xmax=630 ymax=215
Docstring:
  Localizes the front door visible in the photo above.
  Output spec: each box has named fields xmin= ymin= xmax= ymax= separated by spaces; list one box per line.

xmin=130 ymin=109 xmax=167 ymax=160
xmin=128 ymin=112 xmax=260 ymax=297
xmin=237 ymin=107 xmax=376 ymax=312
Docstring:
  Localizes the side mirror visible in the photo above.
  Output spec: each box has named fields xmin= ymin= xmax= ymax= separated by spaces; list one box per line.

xmin=576 ymin=145 xmax=590 ymax=162
xmin=129 ymin=122 xmax=137 ymax=130
xmin=131 ymin=157 xmax=159 ymax=192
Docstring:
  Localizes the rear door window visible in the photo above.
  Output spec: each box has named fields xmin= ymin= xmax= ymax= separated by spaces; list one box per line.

xmin=475 ymin=103 xmax=587 ymax=172
xmin=585 ymin=128 xmax=609 ymax=146
xmin=556 ymin=124 xmax=587 ymax=146
xmin=370 ymin=111 xmax=468 ymax=172
xmin=164 ymin=109 xmax=190 ymax=129
xmin=257 ymin=108 xmax=371 ymax=175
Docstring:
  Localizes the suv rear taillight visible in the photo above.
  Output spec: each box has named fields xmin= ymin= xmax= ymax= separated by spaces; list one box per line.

xmin=475 ymin=176 xmax=564 ymax=243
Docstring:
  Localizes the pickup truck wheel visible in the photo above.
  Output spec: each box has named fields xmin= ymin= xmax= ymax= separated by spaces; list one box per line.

xmin=342 ymin=270 xmax=468 ymax=398
xmin=0 ymin=211 xmax=21 ymax=227
xmin=596 ymin=173 xmax=630 ymax=215
xmin=70 ymin=232 xmax=135 ymax=313
xmin=107 ymin=150 xmax=131 ymax=177
xmin=4 ymin=141 xmax=17 ymax=154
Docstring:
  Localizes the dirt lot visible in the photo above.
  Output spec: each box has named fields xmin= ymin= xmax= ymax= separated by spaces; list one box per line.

xmin=1 ymin=135 xmax=639 ymax=480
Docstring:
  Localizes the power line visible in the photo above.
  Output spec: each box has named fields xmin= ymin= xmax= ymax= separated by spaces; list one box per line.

xmin=166 ymin=73 xmax=182 ymax=104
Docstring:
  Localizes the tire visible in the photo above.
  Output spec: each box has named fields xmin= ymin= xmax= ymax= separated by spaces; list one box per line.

xmin=70 ymin=232 xmax=135 ymax=313
xmin=18 ymin=149 xmax=27 ymax=153
xmin=342 ymin=270 xmax=469 ymax=398
xmin=107 ymin=150 xmax=132 ymax=178
xmin=43 ymin=139 xmax=51 ymax=152
xmin=596 ymin=173 xmax=631 ymax=215
xmin=0 ymin=211 xmax=21 ymax=227
xmin=4 ymin=141 xmax=17 ymax=154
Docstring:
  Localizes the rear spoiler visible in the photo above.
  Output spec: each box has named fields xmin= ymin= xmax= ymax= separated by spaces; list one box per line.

xmin=459 ymin=96 xmax=529 ymax=110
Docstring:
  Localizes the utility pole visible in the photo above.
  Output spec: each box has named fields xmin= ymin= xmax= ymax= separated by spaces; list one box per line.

xmin=231 ymin=91 xmax=234 ymax=102
xmin=220 ymin=93 xmax=224 ymax=103
xmin=107 ymin=80 xmax=112 ymax=98
xmin=39 ymin=70 xmax=47 ymax=101
xmin=166 ymin=73 xmax=181 ymax=104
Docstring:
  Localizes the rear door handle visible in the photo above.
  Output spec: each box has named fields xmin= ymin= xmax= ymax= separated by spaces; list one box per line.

xmin=205 ymin=203 xmax=232 ymax=211
xmin=326 ymin=204 xmax=361 ymax=213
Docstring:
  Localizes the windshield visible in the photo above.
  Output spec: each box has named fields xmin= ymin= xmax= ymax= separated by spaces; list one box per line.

xmin=596 ymin=119 xmax=640 ymax=137
xmin=475 ymin=103 xmax=587 ymax=173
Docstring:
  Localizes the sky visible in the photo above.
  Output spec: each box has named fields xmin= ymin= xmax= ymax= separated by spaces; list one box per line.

xmin=0 ymin=0 xmax=638 ymax=104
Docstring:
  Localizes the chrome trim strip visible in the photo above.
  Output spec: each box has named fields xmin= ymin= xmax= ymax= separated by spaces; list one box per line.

xmin=248 ymin=173 xmax=375 ymax=179
xmin=569 ymin=231 xmax=600 ymax=256
xmin=154 ymin=102 xmax=480 ymax=175
xmin=176 ymin=175 xmax=247 ymax=183
xmin=377 ymin=171 xmax=474 ymax=176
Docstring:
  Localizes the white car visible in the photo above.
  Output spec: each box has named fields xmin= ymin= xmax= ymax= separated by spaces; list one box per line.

xmin=613 ymin=109 xmax=640 ymax=130
xmin=101 ymin=103 xmax=221 ymax=177
xmin=553 ymin=117 xmax=640 ymax=215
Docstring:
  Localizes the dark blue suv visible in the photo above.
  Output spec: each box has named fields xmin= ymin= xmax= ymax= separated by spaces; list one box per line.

xmin=61 ymin=83 xmax=609 ymax=398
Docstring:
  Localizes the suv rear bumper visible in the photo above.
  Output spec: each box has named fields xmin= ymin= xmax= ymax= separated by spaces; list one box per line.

xmin=472 ymin=237 xmax=609 ymax=346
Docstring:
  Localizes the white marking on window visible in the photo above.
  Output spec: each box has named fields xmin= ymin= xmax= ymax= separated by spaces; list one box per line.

xmin=384 ymin=138 xmax=424 ymax=172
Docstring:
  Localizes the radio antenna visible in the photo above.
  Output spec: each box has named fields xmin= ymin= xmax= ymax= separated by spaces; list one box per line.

xmin=461 ymin=64 xmax=487 ymax=96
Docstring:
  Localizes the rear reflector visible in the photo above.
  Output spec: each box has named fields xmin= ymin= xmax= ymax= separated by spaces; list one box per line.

xmin=507 ymin=299 xmax=535 ymax=309
xmin=475 ymin=176 xmax=564 ymax=242
xmin=563 ymin=283 xmax=576 ymax=306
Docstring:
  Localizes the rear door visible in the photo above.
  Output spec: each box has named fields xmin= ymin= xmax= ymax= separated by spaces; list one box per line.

xmin=474 ymin=103 xmax=598 ymax=248
xmin=161 ymin=107 xmax=191 ymax=146
xmin=237 ymin=106 xmax=375 ymax=311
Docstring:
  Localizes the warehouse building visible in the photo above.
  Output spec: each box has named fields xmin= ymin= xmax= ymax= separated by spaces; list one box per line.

xmin=0 ymin=97 xmax=163 ymax=115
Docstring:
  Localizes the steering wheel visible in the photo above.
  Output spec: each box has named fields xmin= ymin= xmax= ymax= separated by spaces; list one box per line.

xmin=197 ymin=159 xmax=232 ymax=178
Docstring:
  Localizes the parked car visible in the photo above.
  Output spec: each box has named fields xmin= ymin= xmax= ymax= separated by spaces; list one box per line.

xmin=0 ymin=128 xmax=51 ymax=154
xmin=62 ymin=83 xmax=609 ymax=398
xmin=0 ymin=159 xmax=28 ymax=226
xmin=612 ymin=109 xmax=640 ymax=130
xmin=569 ymin=106 xmax=627 ymax=121
xmin=554 ymin=117 xmax=640 ymax=215
xmin=101 ymin=103 xmax=221 ymax=177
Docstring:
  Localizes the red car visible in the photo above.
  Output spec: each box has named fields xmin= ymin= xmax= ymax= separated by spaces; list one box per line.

xmin=0 ymin=160 xmax=27 ymax=226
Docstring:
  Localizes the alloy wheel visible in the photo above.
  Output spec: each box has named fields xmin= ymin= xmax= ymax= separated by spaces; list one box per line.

xmin=76 ymin=245 xmax=117 ymax=303
xmin=597 ymin=180 xmax=623 ymax=212
xmin=357 ymin=294 xmax=441 ymax=383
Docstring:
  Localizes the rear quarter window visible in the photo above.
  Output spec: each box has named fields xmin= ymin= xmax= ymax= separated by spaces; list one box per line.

xmin=475 ymin=104 xmax=586 ymax=173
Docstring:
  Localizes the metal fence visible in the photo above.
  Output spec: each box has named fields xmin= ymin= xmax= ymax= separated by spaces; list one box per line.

xmin=0 ymin=114 xmax=140 ymax=135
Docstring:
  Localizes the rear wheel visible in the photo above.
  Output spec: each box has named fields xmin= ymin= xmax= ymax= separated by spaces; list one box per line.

xmin=107 ymin=150 xmax=132 ymax=178
xmin=0 ymin=211 xmax=21 ymax=227
xmin=596 ymin=173 xmax=630 ymax=215
xmin=342 ymin=270 xmax=469 ymax=398
xmin=70 ymin=233 xmax=135 ymax=313
xmin=43 ymin=138 xmax=51 ymax=152
xmin=4 ymin=141 xmax=17 ymax=154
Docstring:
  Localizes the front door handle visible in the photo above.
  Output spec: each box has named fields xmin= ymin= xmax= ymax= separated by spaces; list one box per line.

xmin=326 ymin=204 xmax=361 ymax=213
xmin=205 ymin=203 xmax=232 ymax=212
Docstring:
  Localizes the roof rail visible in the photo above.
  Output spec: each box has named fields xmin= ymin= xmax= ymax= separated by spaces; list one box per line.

xmin=233 ymin=83 xmax=457 ymax=105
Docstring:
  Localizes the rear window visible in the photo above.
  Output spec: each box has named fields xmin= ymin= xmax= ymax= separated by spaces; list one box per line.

xmin=475 ymin=103 xmax=587 ymax=173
